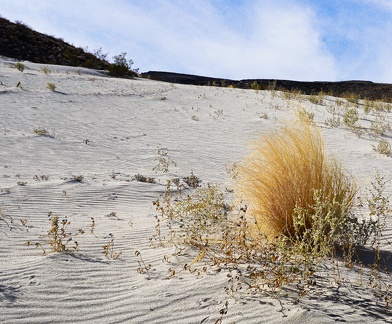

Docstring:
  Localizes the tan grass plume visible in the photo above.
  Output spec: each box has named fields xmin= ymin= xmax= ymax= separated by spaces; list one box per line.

xmin=237 ymin=122 xmax=356 ymax=240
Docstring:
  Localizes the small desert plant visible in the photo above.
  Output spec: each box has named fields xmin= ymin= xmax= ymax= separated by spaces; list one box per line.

xmin=103 ymin=233 xmax=122 ymax=259
xmin=297 ymin=107 xmax=314 ymax=124
xmin=26 ymin=212 xmax=84 ymax=255
xmin=133 ymin=174 xmax=156 ymax=183
xmin=237 ymin=122 xmax=356 ymax=240
xmin=343 ymin=92 xmax=359 ymax=106
xmin=47 ymin=82 xmax=56 ymax=91
xmin=41 ymin=66 xmax=51 ymax=74
xmin=135 ymin=250 xmax=152 ymax=277
xmin=152 ymin=181 xmax=230 ymax=251
xmin=33 ymin=175 xmax=49 ymax=181
xmin=153 ymin=149 xmax=177 ymax=173
xmin=281 ymin=89 xmax=303 ymax=101
xmin=325 ymin=103 xmax=342 ymax=127
xmin=70 ymin=174 xmax=84 ymax=182
xmin=363 ymin=98 xmax=372 ymax=115
xmin=343 ymin=107 xmax=359 ymax=128
xmin=33 ymin=127 xmax=52 ymax=137
xmin=14 ymin=62 xmax=24 ymax=72
xmin=182 ymin=171 xmax=202 ymax=188
xmin=370 ymin=112 xmax=391 ymax=137
xmin=308 ymin=93 xmax=324 ymax=105
xmin=372 ymin=139 xmax=392 ymax=156
xmin=250 ymin=81 xmax=263 ymax=91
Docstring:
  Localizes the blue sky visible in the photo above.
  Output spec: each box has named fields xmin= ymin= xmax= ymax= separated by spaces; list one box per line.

xmin=1 ymin=0 xmax=392 ymax=82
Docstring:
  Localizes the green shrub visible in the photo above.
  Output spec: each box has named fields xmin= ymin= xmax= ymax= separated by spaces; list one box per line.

xmin=308 ymin=93 xmax=324 ymax=105
xmin=14 ymin=62 xmax=24 ymax=72
xmin=372 ymin=139 xmax=392 ymax=156
xmin=107 ymin=52 xmax=138 ymax=78
xmin=297 ymin=107 xmax=314 ymax=124
xmin=250 ymin=81 xmax=263 ymax=91
xmin=343 ymin=107 xmax=359 ymax=128
xmin=370 ymin=112 xmax=391 ymax=136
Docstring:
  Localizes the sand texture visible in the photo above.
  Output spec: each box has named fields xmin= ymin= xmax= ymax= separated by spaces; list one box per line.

xmin=1 ymin=58 xmax=392 ymax=323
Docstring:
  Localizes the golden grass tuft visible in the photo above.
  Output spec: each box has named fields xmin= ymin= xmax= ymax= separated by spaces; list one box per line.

xmin=238 ymin=122 xmax=356 ymax=240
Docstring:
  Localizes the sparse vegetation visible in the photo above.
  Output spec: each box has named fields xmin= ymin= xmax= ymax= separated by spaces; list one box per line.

xmin=33 ymin=127 xmax=52 ymax=137
xmin=41 ymin=66 xmax=51 ymax=74
xmin=370 ymin=112 xmax=391 ymax=136
xmin=308 ymin=92 xmax=324 ymax=105
xmin=26 ymin=212 xmax=85 ymax=255
xmin=33 ymin=175 xmax=49 ymax=181
xmin=153 ymin=149 xmax=177 ymax=174
xmin=343 ymin=107 xmax=359 ymax=128
xmin=325 ymin=102 xmax=342 ymax=127
xmin=14 ymin=62 xmax=24 ymax=72
xmin=134 ymin=174 xmax=156 ymax=184
xmin=149 ymin=122 xmax=392 ymax=314
xmin=250 ymin=81 xmax=263 ymax=91
xmin=47 ymin=82 xmax=56 ymax=91
xmin=297 ymin=107 xmax=314 ymax=124
xmin=103 ymin=233 xmax=122 ymax=259
xmin=182 ymin=171 xmax=202 ymax=188
xmin=372 ymin=139 xmax=392 ymax=156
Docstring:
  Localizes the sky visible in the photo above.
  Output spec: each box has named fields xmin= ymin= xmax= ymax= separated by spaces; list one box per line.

xmin=1 ymin=0 xmax=392 ymax=82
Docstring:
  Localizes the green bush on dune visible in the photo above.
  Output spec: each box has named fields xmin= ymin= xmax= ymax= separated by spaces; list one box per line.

xmin=107 ymin=52 xmax=138 ymax=78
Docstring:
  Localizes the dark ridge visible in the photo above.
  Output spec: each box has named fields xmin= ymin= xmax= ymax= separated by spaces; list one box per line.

xmin=0 ymin=16 xmax=109 ymax=70
xmin=142 ymin=71 xmax=392 ymax=103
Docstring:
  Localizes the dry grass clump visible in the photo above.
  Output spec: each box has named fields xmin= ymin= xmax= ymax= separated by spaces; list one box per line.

xmin=237 ymin=122 xmax=356 ymax=241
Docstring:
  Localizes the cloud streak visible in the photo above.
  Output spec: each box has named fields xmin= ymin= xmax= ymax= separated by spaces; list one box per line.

xmin=1 ymin=0 xmax=392 ymax=82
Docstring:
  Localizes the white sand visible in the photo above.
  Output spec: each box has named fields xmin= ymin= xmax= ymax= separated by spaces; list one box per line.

xmin=1 ymin=57 xmax=392 ymax=323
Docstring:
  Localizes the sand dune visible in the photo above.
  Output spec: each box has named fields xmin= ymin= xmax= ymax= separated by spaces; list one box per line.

xmin=1 ymin=57 xmax=392 ymax=323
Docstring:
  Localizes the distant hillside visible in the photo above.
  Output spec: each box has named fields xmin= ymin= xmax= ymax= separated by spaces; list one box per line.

xmin=142 ymin=71 xmax=392 ymax=102
xmin=0 ymin=17 xmax=108 ymax=69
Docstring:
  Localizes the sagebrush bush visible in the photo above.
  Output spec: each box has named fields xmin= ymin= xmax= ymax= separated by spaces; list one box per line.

xmin=237 ymin=122 xmax=356 ymax=240
xmin=107 ymin=52 xmax=138 ymax=78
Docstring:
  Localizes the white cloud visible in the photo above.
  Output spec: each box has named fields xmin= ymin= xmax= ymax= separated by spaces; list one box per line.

xmin=0 ymin=0 xmax=339 ymax=80
xmin=361 ymin=0 xmax=392 ymax=11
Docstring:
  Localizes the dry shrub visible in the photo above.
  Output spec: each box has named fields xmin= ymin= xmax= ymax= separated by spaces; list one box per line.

xmin=237 ymin=122 xmax=356 ymax=241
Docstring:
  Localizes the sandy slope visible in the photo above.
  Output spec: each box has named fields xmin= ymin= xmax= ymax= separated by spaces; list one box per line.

xmin=1 ymin=58 xmax=392 ymax=323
